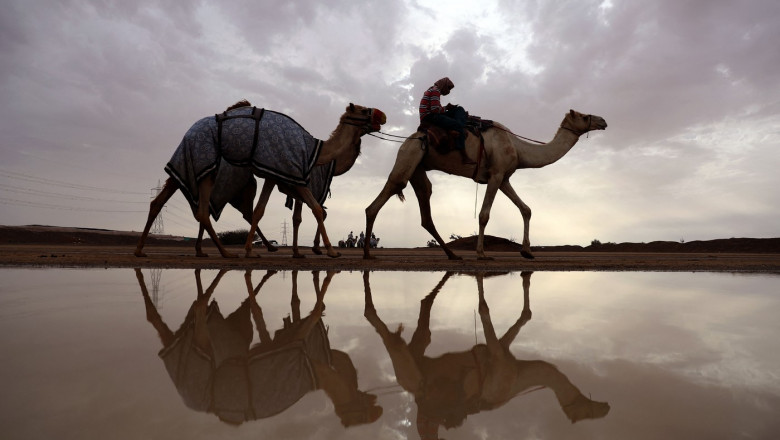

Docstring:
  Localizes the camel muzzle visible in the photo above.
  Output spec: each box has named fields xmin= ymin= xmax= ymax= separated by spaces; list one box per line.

xmin=371 ymin=109 xmax=387 ymax=131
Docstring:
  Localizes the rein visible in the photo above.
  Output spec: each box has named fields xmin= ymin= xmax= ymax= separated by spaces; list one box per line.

xmin=490 ymin=125 xmax=546 ymax=145
xmin=369 ymin=131 xmax=425 ymax=143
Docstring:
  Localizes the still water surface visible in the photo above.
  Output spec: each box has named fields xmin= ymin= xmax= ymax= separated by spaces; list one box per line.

xmin=0 ymin=268 xmax=778 ymax=439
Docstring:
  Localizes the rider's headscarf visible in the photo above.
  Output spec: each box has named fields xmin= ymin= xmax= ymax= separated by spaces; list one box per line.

xmin=434 ymin=77 xmax=454 ymax=92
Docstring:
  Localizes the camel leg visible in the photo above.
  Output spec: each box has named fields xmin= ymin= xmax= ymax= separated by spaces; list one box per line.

xmin=134 ymin=177 xmax=178 ymax=257
xmin=499 ymin=271 xmax=533 ymax=349
xmin=476 ymin=273 xmax=501 ymax=352
xmin=364 ymin=141 xmax=426 ymax=259
xmin=311 ymin=204 xmax=324 ymax=255
xmin=291 ymin=270 xmax=301 ymax=322
xmin=135 ymin=268 xmax=175 ymax=346
xmin=243 ymin=179 xmax=276 ymax=258
xmin=291 ymin=200 xmax=305 ymax=258
xmin=475 ymin=176 xmax=504 ymax=260
xmin=409 ymin=271 xmax=453 ymax=358
xmin=191 ymin=268 xmax=228 ymax=350
xmin=246 ymin=270 xmax=277 ymax=345
xmin=238 ymin=182 xmax=277 ymax=253
xmin=194 ymin=175 xmax=237 ymax=258
xmin=499 ymin=181 xmax=534 ymax=259
xmin=409 ymin=167 xmax=462 ymax=260
xmin=295 ymin=187 xmax=340 ymax=258
xmin=363 ymin=180 xmax=401 ymax=259
xmin=362 ymin=270 xmax=424 ymax=393
xmin=194 ymin=225 xmax=208 ymax=257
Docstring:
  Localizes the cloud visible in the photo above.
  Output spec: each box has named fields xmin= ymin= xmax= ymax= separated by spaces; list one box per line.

xmin=1 ymin=0 xmax=778 ymax=246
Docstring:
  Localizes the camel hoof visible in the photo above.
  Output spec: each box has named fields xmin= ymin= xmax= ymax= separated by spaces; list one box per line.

xmin=447 ymin=255 xmax=463 ymax=261
xmin=267 ymin=245 xmax=279 ymax=253
xmin=196 ymin=253 xmax=209 ymax=258
xmin=477 ymin=256 xmax=494 ymax=261
xmin=134 ymin=251 xmax=147 ymax=258
xmin=327 ymin=251 xmax=341 ymax=259
xmin=311 ymin=247 xmax=323 ymax=255
xmin=293 ymin=254 xmax=306 ymax=259
xmin=521 ymin=250 xmax=535 ymax=259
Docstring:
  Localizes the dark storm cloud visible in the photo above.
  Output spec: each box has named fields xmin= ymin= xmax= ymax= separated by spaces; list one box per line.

xmin=1 ymin=0 xmax=778 ymax=243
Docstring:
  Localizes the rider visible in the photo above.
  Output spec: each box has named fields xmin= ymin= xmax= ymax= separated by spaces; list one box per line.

xmin=419 ymin=77 xmax=472 ymax=163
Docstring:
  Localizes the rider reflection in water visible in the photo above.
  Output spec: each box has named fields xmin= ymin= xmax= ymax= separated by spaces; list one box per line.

xmin=363 ymin=271 xmax=609 ymax=439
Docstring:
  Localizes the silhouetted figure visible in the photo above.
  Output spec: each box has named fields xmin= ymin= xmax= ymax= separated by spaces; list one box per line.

xmin=363 ymin=271 xmax=609 ymax=439
xmin=135 ymin=268 xmax=381 ymax=427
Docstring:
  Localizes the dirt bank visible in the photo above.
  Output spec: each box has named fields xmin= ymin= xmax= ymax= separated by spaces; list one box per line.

xmin=1 ymin=225 xmax=778 ymax=272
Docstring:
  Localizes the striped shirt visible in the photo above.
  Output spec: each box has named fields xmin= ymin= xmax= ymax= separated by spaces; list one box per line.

xmin=419 ymin=86 xmax=445 ymax=121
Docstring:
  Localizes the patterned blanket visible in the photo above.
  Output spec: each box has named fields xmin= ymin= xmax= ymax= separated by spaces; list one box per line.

xmin=165 ymin=106 xmax=333 ymax=217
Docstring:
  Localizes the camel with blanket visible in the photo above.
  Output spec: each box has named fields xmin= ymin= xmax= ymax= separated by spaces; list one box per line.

xmin=134 ymin=102 xmax=386 ymax=258
xmin=135 ymin=268 xmax=381 ymax=426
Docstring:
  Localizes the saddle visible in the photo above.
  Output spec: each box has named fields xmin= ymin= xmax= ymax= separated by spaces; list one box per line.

xmin=417 ymin=121 xmax=459 ymax=154
xmin=417 ymin=115 xmax=495 ymax=154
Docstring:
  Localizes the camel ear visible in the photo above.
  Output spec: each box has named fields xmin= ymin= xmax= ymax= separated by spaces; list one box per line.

xmin=569 ymin=109 xmax=576 ymax=117
xmin=349 ymin=103 xmax=355 ymax=112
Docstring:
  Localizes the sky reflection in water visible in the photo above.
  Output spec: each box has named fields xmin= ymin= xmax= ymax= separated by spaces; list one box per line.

xmin=0 ymin=269 xmax=778 ymax=439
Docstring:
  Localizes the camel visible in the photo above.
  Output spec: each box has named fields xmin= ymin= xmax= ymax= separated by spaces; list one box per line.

xmin=134 ymin=268 xmax=381 ymax=426
xmin=134 ymin=102 xmax=386 ymax=259
xmin=363 ymin=271 xmax=609 ymax=437
xmin=363 ymin=109 xmax=607 ymax=260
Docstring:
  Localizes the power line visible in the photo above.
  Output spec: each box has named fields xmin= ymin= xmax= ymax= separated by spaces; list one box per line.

xmin=0 ymin=169 xmax=147 ymax=195
xmin=0 ymin=183 xmax=147 ymax=203
xmin=0 ymin=197 xmax=147 ymax=212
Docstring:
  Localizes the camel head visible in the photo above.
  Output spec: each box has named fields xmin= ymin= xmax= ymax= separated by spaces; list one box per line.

xmin=561 ymin=110 xmax=607 ymax=136
xmin=343 ymin=103 xmax=387 ymax=134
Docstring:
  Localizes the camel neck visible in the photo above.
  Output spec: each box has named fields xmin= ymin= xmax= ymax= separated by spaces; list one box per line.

xmin=317 ymin=124 xmax=362 ymax=171
xmin=516 ymin=127 xmax=580 ymax=169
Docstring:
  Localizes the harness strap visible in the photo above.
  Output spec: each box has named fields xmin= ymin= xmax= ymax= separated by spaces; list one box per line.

xmin=214 ymin=106 xmax=265 ymax=162
xmin=471 ymin=134 xmax=486 ymax=182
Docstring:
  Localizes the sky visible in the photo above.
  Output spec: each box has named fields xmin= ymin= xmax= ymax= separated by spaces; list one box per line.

xmin=1 ymin=0 xmax=779 ymax=248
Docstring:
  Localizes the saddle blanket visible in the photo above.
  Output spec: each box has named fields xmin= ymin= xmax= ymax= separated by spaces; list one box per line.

xmin=165 ymin=106 xmax=333 ymax=216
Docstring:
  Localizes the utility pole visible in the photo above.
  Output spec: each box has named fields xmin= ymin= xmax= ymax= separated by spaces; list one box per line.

xmin=281 ymin=220 xmax=289 ymax=246
xmin=150 ymin=179 xmax=164 ymax=235
xmin=150 ymin=268 xmax=163 ymax=309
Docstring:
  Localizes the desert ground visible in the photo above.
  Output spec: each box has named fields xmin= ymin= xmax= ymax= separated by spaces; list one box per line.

xmin=1 ymin=225 xmax=779 ymax=272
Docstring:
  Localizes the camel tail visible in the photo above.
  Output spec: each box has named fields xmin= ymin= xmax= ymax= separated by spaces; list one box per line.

xmin=395 ymin=190 xmax=405 ymax=202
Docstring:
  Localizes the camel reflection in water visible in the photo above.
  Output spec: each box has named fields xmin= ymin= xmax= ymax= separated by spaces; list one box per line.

xmin=135 ymin=268 xmax=381 ymax=427
xmin=363 ymin=271 xmax=609 ymax=439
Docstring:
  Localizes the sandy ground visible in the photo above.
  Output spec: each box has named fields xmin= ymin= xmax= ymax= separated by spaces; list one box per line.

xmin=2 ymin=243 xmax=779 ymax=272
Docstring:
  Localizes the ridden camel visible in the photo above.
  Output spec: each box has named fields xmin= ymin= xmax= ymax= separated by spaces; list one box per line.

xmin=363 ymin=270 xmax=609 ymax=436
xmin=134 ymin=103 xmax=386 ymax=259
xmin=363 ymin=109 xmax=607 ymax=260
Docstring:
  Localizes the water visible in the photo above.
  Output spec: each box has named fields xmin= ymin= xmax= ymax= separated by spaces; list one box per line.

xmin=1 ymin=268 xmax=778 ymax=439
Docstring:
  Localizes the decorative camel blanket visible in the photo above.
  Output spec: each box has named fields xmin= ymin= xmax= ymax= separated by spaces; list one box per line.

xmin=165 ymin=106 xmax=333 ymax=215
xmin=159 ymin=302 xmax=331 ymax=422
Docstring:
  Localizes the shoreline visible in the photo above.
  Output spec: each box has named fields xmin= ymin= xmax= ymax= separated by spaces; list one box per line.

xmin=2 ymin=244 xmax=779 ymax=273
